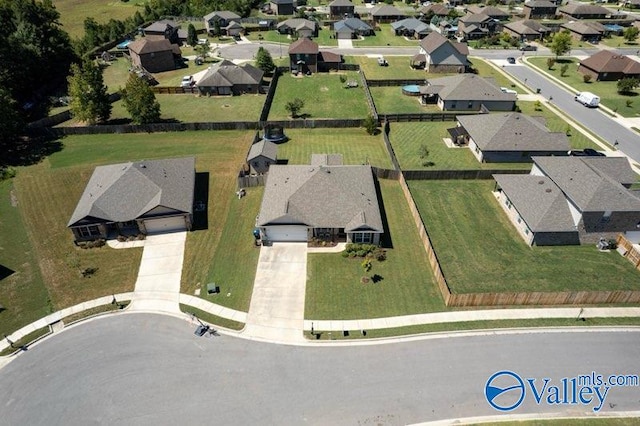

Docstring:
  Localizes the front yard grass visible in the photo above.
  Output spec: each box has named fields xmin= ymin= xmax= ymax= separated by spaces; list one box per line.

xmin=470 ymin=57 xmax=525 ymax=94
xmin=276 ymin=128 xmax=393 ymax=168
xmin=352 ymin=56 xmax=427 ymax=80
xmin=305 ymin=179 xmax=445 ymax=319
xmin=599 ymin=34 xmax=639 ymax=49
xmin=409 ymin=180 xmax=640 ymax=294
xmin=389 ymin=122 xmax=531 ymax=170
xmin=353 ymin=25 xmax=420 ymax=47
xmin=528 ymin=57 xmax=640 ymax=118
xmin=268 ymin=72 xmax=370 ymax=119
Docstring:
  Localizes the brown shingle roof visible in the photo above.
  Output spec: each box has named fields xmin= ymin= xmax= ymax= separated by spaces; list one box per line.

xmin=580 ymin=50 xmax=640 ymax=74
xmin=559 ymin=3 xmax=610 ymax=15
xmin=420 ymin=31 xmax=469 ymax=55
xmin=128 ymin=38 xmax=180 ymax=55
xmin=466 ymin=5 xmax=510 ymax=17
xmin=288 ymin=37 xmax=319 ymax=54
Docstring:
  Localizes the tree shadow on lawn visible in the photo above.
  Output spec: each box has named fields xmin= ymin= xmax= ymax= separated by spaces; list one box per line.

xmin=0 ymin=265 xmax=15 ymax=282
xmin=5 ymin=135 xmax=63 ymax=167
xmin=374 ymin=177 xmax=394 ymax=249
xmin=192 ymin=172 xmax=209 ymax=231
xmin=555 ymin=58 xmax=574 ymax=64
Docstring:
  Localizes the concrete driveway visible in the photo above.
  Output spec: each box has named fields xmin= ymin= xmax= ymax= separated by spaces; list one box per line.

xmin=128 ymin=232 xmax=187 ymax=313
xmin=244 ymin=242 xmax=308 ymax=343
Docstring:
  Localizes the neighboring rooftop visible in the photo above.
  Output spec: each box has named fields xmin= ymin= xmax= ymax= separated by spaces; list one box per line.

xmin=248 ymin=140 xmax=278 ymax=161
xmin=423 ymin=74 xmax=515 ymax=101
xmin=580 ymin=50 xmax=640 ymax=74
xmin=196 ymin=59 xmax=264 ymax=87
xmin=128 ymin=38 xmax=181 ymax=55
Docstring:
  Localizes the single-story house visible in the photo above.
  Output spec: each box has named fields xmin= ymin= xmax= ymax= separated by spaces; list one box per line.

xmin=503 ymin=20 xmax=551 ymax=41
xmin=204 ymin=11 xmax=242 ymax=34
xmin=523 ymin=0 xmax=558 ymax=19
xmin=329 ymin=0 xmax=355 ymax=19
xmin=143 ymin=20 xmax=186 ymax=44
xmin=68 ymin=157 xmax=195 ymax=242
xmin=457 ymin=13 xmax=500 ymax=40
xmin=452 ymin=113 xmax=569 ymax=162
xmin=334 ymin=18 xmax=374 ymax=39
xmin=465 ymin=5 xmax=510 ymax=20
xmin=494 ymin=156 xmax=640 ymax=245
xmin=561 ymin=21 xmax=605 ymax=42
xmin=288 ymin=38 xmax=342 ymax=73
xmin=224 ymin=21 xmax=245 ymax=37
xmin=412 ymin=31 xmax=468 ymax=73
xmin=391 ymin=18 xmax=431 ymax=39
xmin=128 ymin=38 xmax=182 ymax=73
xmin=318 ymin=50 xmax=343 ymax=71
xmin=196 ymin=60 xmax=264 ymax=95
xmin=370 ymin=4 xmax=407 ymax=23
xmin=578 ymin=50 xmax=640 ymax=81
xmin=256 ymin=155 xmax=383 ymax=244
xmin=420 ymin=74 xmax=517 ymax=111
xmin=270 ymin=0 xmax=295 ymax=15
xmin=559 ymin=3 xmax=610 ymax=19
xmin=420 ymin=3 xmax=450 ymax=18
xmin=277 ymin=18 xmax=318 ymax=38
xmin=247 ymin=139 xmax=278 ymax=174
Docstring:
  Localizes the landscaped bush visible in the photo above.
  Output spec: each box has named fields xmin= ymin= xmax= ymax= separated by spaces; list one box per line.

xmin=344 ymin=243 xmax=377 ymax=257
xmin=78 ymin=239 xmax=106 ymax=249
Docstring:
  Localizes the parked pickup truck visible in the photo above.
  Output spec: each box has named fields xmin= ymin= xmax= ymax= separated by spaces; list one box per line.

xmin=574 ymin=92 xmax=600 ymax=108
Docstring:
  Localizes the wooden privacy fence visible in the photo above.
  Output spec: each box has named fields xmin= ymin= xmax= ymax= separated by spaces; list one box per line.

xmin=617 ymin=234 xmax=640 ymax=270
xmin=260 ymin=69 xmax=280 ymax=122
xmin=151 ymin=86 xmax=199 ymax=94
xmin=359 ymin=70 xmax=378 ymax=120
xmin=366 ymin=79 xmax=426 ymax=87
xmin=381 ymin=112 xmax=477 ymax=123
xmin=403 ymin=169 xmax=529 ymax=180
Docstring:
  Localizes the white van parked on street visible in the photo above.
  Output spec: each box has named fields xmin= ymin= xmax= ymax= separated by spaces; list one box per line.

xmin=574 ymin=92 xmax=600 ymax=108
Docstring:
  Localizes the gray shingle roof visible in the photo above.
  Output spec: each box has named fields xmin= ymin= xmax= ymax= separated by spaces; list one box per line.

xmin=334 ymin=17 xmax=373 ymax=32
xmin=277 ymin=18 xmax=317 ymax=31
xmin=532 ymin=156 xmax=640 ymax=212
xmin=524 ymin=0 xmax=557 ymax=8
xmin=144 ymin=20 xmax=180 ymax=32
xmin=68 ymin=157 xmax=195 ymax=226
xmin=257 ymin=163 xmax=383 ymax=232
xmin=248 ymin=140 xmax=278 ymax=162
xmin=391 ymin=18 xmax=430 ymax=33
xmin=505 ymin=19 xmax=550 ymax=35
xmin=457 ymin=112 xmax=569 ymax=151
xmin=494 ymin=174 xmax=576 ymax=232
xmin=371 ymin=4 xmax=406 ymax=16
xmin=204 ymin=11 xmax=241 ymax=21
xmin=425 ymin=75 xmax=515 ymax=101
xmin=196 ymin=60 xmax=264 ymax=87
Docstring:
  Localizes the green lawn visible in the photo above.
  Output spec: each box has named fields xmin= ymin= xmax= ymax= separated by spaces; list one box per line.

xmin=101 ymin=57 xmax=133 ymax=93
xmin=105 ymin=93 xmax=265 ymax=123
xmin=470 ymin=57 xmax=525 ymax=94
xmin=0 ymin=180 xmax=51 ymax=337
xmin=528 ymin=57 xmax=640 ymax=118
xmin=389 ymin=122 xmax=531 ymax=170
xmin=53 ymin=0 xmax=146 ymax=38
xmin=353 ymin=25 xmax=420 ymax=47
xmin=409 ymin=180 xmax=640 ymax=294
xmin=276 ymin=128 xmax=393 ymax=168
xmin=305 ymin=179 xmax=445 ymax=319
xmin=599 ymin=34 xmax=639 ymax=48
xmin=370 ymin=86 xmax=439 ymax=114
xmin=352 ymin=56 xmax=427 ymax=80
xmin=245 ymin=27 xmax=338 ymax=47
xmin=517 ymin=101 xmax=602 ymax=150
xmin=269 ymin=72 xmax=370 ymax=119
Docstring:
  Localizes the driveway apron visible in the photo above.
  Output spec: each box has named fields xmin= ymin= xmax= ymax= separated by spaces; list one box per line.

xmin=244 ymin=242 xmax=308 ymax=343
xmin=129 ymin=232 xmax=187 ymax=313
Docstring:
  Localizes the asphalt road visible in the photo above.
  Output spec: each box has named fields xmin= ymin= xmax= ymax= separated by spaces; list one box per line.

xmin=500 ymin=61 xmax=640 ymax=163
xmin=1 ymin=314 xmax=639 ymax=425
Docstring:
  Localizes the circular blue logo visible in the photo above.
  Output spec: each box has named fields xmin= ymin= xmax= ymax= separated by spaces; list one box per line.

xmin=485 ymin=370 xmax=526 ymax=411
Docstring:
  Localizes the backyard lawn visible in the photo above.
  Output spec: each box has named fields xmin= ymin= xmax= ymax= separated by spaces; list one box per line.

xmin=352 ymin=56 xmax=426 ymax=80
xmin=245 ymin=27 xmax=338 ymax=47
xmin=389 ymin=122 xmax=531 ymax=170
xmin=53 ymin=0 xmax=146 ymax=38
xmin=528 ymin=57 xmax=640 ymax=118
xmin=276 ymin=128 xmax=393 ymax=168
xmin=305 ymin=179 xmax=445 ymax=319
xmin=370 ymin=86 xmax=438 ymax=114
xmin=269 ymin=72 xmax=370 ymax=119
xmin=409 ymin=180 xmax=640 ymax=294
xmin=353 ymin=25 xmax=420 ymax=47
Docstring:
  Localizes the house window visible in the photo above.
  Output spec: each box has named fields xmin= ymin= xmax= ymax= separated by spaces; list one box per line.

xmin=517 ymin=217 xmax=522 ymax=224
xmin=353 ymin=232 xmax=372 ymax=243
xmin=78 ymin=225 xmax=101 ymax=238
xmin=468 ymin=101 xmax=473 ymax=109
xmin=525 ymin=229 xmax=529 ymax=235
xmin=451 ymin=102 xmax=457 ymax=109
xmin=601 ymin=211 xmax=612 ymax=223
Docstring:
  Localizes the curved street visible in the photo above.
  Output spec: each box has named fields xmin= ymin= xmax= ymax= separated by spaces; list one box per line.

xmin=1 ymin=314 xmax=640 ymax=424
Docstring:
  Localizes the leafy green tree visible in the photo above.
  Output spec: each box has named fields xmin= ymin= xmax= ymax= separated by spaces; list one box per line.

xmin=547 ymin=57 xmax=556 ymax=70
xmin=285 ymin=98 xmax=305 ymax=118
xmin=560 ymin=63 xmax=568 ymax=77
xmin=0 ymin=88 xmax=24 ymax=166
xmin=583 ymin=74 xmax=592 ymax=83
xmin=67 ymin=60 xmax=111 ymax=125
xmin=624 ymin=26 xmax=639 ymax=43
xmin=255 ymin=46 xmax=275 ymax=74
xmin=550 ymin=30 xmax=572 ymax=58
xmin=187 ymin=23 xmax=198 ymax=47
xmin=363 ymin=114 xmax=378 ymax=135
xmin=618 ymin=77 xmax=639 ymax=94
xmin=195 ymin=40 xmax=211 ymax=59
xmin=120 ymin=73 xmax=161 ymax=124
xmin=133 ymin=10 xmax=145 ymax=26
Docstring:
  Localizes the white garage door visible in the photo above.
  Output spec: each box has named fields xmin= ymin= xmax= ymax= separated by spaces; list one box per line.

xmin=265 ymin=226 xmax=308 ymax=242
xmin=143 ymin=216 xmax=187 ymax=234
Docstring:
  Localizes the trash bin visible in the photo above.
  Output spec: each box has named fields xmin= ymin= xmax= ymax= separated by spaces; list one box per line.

xmin=536 ymin=88 xmax=541 ymax=94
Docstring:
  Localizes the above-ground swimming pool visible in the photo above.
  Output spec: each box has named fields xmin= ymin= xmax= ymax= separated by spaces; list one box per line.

xmin=402 ymin=85 xmax=421 ymax=96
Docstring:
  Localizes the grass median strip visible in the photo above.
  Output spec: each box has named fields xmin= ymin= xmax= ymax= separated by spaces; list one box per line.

xmin=0 ymin=327 xmax=51 ymax=356
xmin=180 ymin=304 xmax=244 ymax=331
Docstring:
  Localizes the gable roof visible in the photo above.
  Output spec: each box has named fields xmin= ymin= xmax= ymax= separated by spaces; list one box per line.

xmin=580 ymin=50 xmax=640 ymax=74
xmin=391 ymin=17 xmax=430 ymax=33
xmin=319 ymin=50 xmax=342 ymax=63
xmin=277 ymin=18 xmax=317 ymax=31
xmin=128 ymin=38 xmax=181 ymax=55
xmin=561 ymin=20 xmax=605 ymax=35
xmin=371 ymin=4 xmax=406 ymax=16
xmin=559 ymin=3 xmax=610 ymax=15
xmin=144 ymin=20 xmax=180 ymax=33
xmin=225 ymin=21 xmax=244 ymax=30
xmin=425 ymin=74 xmax=514 ymax=101
xmin=288 ymin=37 xmax=319 ymax=54
xmin=334 ymin=17 xmax=373 ymax=32
xmin=466 ymin=5 xmax=510 ymax=17
xmin=420 ymin=31 xmax=469 ymax=56
xmin=329 ymin=0 xmax=354 ymax=7
xmin=494 ymin=174 xmax=576 ymax=232
xmin=460 ymin=12 xmax=493 ymax=24
xmin=524 ymin=0 xmax=557 ymax=8
xmin=68 ymin=157 xmax=195 ymax=226
xmin=505 ymin=19 xmax=551 ymax=35
xmin=196 ymin=60 xmax=264 ymax=87
xmin=420 ymin=3 xmax=450 ymax=15
xmin=271 ymin=0 xmax=294 ymax=4
xmin=257 ymin=163 xmax=383 ymax=232
xmin=457 ymin=112 xmax=569 ymax=152
xmin=248 ymin=140 xmax=278 ymax=161
xmin=204 ymin=10 xmax=241 ymax=21
xmin=533 ymin=156 xmax=640 ymax=212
